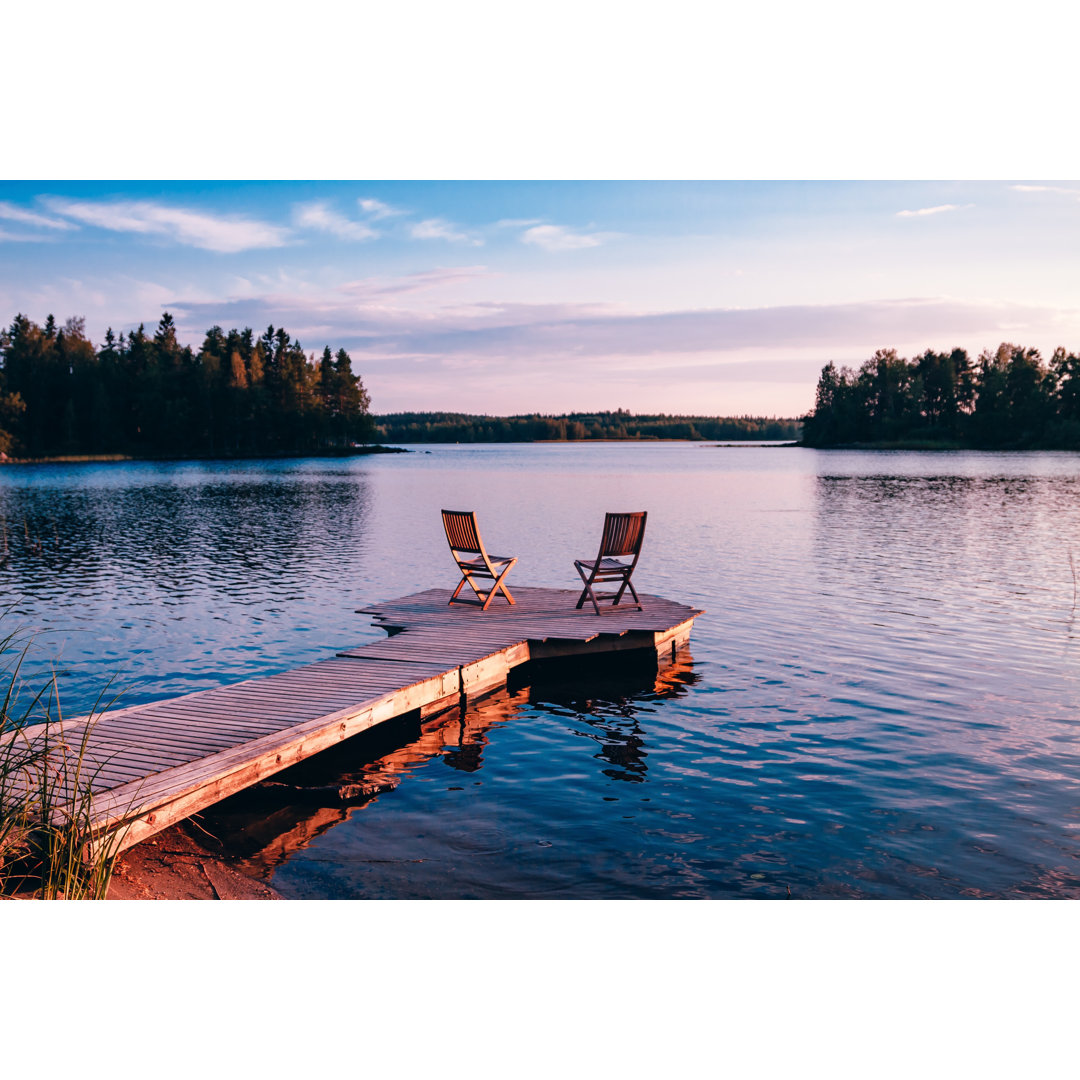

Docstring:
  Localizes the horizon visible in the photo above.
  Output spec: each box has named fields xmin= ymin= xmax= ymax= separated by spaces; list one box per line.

xmin=4 ymin=180 xmax=1080 ymax=418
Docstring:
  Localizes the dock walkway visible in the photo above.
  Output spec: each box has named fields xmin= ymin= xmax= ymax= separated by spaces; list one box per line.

xmin=24 ymin=586 xmax=703 ymax=852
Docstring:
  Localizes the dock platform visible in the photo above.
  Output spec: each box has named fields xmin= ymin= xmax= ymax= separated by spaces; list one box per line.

xmin=23 ymin=586 xmax=703 ymax=852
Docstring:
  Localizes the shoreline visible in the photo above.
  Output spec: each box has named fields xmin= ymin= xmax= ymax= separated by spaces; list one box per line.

xmin=0 ymin=445 xmax=409 ymax=466
xmin=795 ymin=441 xmax=1080 ymax=451
xmin=0 ymin=440 xmax=806 ymax=465
xmin=106 ymin=822 xmax=282 ymax=900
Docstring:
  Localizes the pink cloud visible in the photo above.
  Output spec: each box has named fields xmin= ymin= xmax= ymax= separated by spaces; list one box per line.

xmin=163 ymin=285 xmax=1080 ymax=414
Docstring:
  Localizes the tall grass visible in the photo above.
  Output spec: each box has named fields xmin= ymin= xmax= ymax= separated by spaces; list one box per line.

xmin=0 ymin=625 xmax=131 ymax=899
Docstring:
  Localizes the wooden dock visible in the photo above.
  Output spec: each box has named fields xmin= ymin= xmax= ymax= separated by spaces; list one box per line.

xmin=20 ymin=586 xmax=703 ymax=853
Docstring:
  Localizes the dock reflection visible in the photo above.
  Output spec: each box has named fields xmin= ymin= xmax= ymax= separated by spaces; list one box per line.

xmin=522 ymin=650 xmax=699 ymax=784
xmin=198 ymin=648 xmax=697 ymax=880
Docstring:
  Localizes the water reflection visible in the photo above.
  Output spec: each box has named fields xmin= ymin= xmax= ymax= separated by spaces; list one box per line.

xmin=0 ymin=464 xmax=374 ymax=706
xmin=525 ymin=653 xmax=700 ymax=784
xmin=211 ymin=697 xmax=520 ymax=878
xmin=0 ymin=473 xmax=375 ymax=602
xmin=194 ymin=650 xmax=696 ymax=888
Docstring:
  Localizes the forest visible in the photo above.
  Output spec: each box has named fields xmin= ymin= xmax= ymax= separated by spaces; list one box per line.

xmin=802 ymin=343 xmax=1080 ymax=449
xmin=373 ymin=411 xmax=800 ymax=443
xmin=0 ymin=313 xmax=373 ymax=458
xmin=0 ymin=312 xmax=802 ymax=457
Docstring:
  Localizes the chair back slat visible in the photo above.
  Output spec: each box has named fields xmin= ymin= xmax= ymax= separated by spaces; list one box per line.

xmin=600 ymin=511 xmax=647 ymax=558
xmin=442 ymin=510 xmax=482 ymax=553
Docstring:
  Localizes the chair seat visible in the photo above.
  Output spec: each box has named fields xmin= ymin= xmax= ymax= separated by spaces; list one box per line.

xmin=459 ymin=555 xmax=514 ymax=569
xmin=575 ymin=557 xmax=631 ymax=572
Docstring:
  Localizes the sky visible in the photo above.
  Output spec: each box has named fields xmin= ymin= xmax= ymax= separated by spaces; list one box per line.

xmin=3 ymin=179 xmax=1080 ymax=418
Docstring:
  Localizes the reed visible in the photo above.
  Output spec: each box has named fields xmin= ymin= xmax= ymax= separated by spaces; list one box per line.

xmin=0 ymin=626 xmax=131 ymax=899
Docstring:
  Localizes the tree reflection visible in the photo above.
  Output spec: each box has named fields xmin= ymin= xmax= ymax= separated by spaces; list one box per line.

xmin=0 ymin=467 xmax=376 ymax=709
xmin=0 ymin=472 xmax=375 ymax=599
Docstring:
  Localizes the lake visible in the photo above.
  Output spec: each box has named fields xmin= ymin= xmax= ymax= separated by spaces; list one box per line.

xmin=2 ymin=443 xmax=1079 ymax=898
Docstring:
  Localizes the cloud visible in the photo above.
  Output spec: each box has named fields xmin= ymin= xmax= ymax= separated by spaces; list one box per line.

xmin=294 ymin=201 xmax=378 ymax=241
xmin=39 ymin=197 xmax=289 ymax=253
xmin=895 ymin=204 xmax=971 ymax=218
xmin=358 ymin=197 xmax=405 ymax=219
xmin=0 ymin=272 xmax=197 ymax=338
xmin=350 ymin=296 xmax=1064 ymax=361
xmin=0 ymin=228 xmax=60 ymax=243
xmin=170 ymin=287 xmax=1070 ymax=363
xmin=1011 ymin=184 xmax=1080 ymax=198
xmin=338 ymin=266 xmax=493 ymax=299
xmin=410 ymin=218 xmax=481 ymax=245
xmin=120 ymin=281 xmax=1080 ymax=415
xmin=520 ymin=224 xmax=609 ymax=251
xmin=0 ymin=201 xmax=77 ymax=231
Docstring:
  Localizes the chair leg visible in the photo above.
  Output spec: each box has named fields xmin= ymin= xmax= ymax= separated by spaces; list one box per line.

xmin=574 ymin=562 xmax=602 ymax=614
xmin=449 ymin=564 xmax=516 ymax=610
xmin=481 ymin=564 xmax=515 ymax=610
xmin=612 ymin=576 xmax=643 ymax=610
xmin=450 ymin=569 xmax=489 ymax=606
xmin=464 ymin=573 xmax=488 ymax=605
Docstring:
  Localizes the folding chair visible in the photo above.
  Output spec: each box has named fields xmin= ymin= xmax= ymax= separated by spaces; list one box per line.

xmin=574 ymin=511 xmax=647 ymax=614
xmin=441 ymin=510 xmax=517 ymax=610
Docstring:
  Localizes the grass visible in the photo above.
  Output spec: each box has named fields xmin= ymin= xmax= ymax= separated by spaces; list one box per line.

xmin=0 ymin=625 xmax=132 ymax=899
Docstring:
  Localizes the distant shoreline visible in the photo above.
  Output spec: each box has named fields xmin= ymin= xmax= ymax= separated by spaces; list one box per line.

xmin=796 ymin=440 xmax=965 ymax=451
xmin=8 ymin=440 xmax=1069 ymax=464
xmin=0 ymin=445 xmax=409 ymax=466
xmin=794 ymin=440 xmax=1079 ymax=451
xmin=0 ymin=440 xmax=804 ymax=465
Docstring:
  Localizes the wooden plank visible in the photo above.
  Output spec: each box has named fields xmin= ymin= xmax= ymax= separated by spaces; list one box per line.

xmin=324 ymin=652 xmax=451 ymax=669
xmin=186 ymin=686 xmax=389 ymax=710
xmin=85 ymin=668 xmax=456 ymax=823
xmin=89 ymin=725 xmax=258 ymax=755
xmin=209 ymin=672 xmax=412 ymax=693
xmin=338 ymin=645 xmax=510 ymax=664
xmin=88 ymin=673 xmax=459 ymax=849
xmin=111 ymin=709 xmax=293 ymax=734
xmin=14 ymin=735 xmax=177 ymax=779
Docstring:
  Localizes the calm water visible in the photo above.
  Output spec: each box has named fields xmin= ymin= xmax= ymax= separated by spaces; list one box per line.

xmin=2 ymin=443 xmax=1080 ymax=899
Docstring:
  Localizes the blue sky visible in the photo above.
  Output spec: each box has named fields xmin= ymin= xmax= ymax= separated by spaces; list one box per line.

xmin=3 ymin=180 xmax=1080 ymax=417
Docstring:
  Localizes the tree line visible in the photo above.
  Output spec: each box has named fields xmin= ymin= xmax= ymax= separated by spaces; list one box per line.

xmin=373 ymin=411 xmax=801 ymax=443
xmin=0 ymin=313 xmax=373 ymax=458
xmin=802 ymin=343 xmax=1080 ymax=449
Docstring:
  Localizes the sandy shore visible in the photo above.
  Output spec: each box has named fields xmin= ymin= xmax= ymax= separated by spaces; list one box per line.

xmin=107 ymin=824 xmax=282 ymax=900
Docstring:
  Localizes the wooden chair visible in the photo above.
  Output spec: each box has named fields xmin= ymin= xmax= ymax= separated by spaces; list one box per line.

xmin=442 ymin=510 xmax=517 ymax=611
xmin=574 ymin=511 xmax=647 ymax=614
